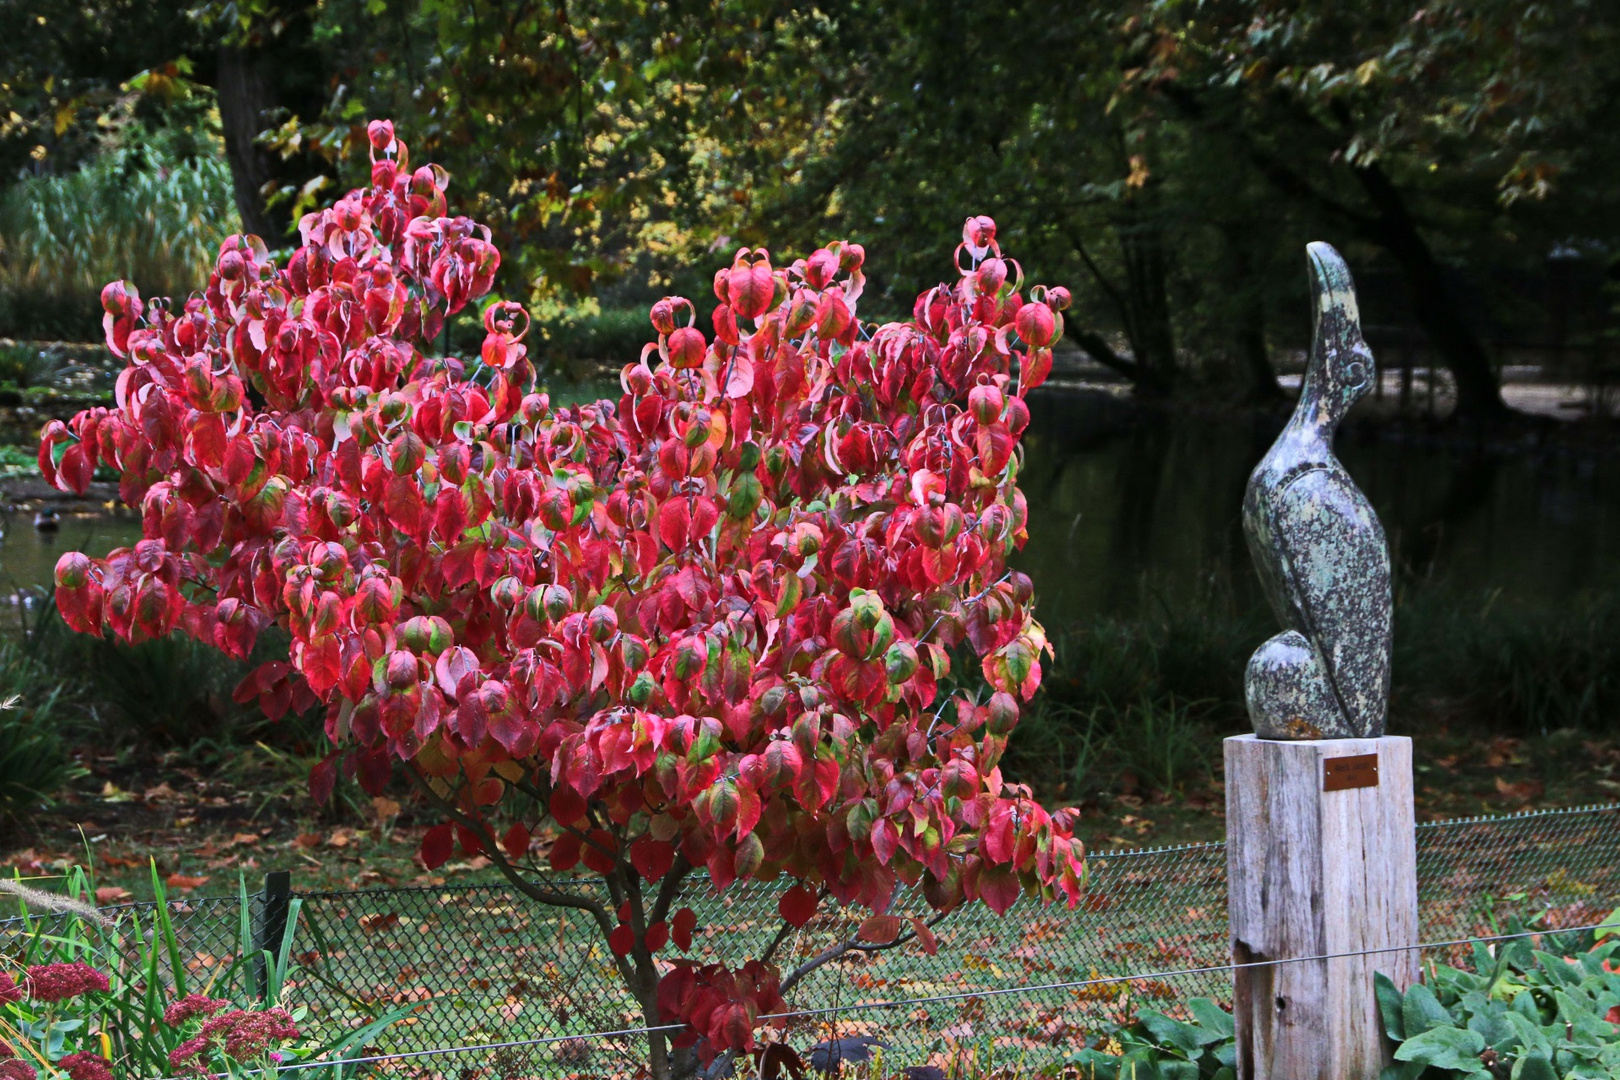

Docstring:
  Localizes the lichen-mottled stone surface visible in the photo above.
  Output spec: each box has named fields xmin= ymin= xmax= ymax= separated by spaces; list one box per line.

xmin=1242 ymin=242 xmax=1391 ymax=740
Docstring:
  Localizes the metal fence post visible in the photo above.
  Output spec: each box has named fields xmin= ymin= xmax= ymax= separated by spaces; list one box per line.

xmin=254 ymin=871 xmax=292 ymax=1002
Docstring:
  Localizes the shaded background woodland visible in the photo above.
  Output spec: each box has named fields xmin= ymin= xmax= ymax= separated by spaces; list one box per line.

xmin=3 ymin=0 xmax=1617 ymax=419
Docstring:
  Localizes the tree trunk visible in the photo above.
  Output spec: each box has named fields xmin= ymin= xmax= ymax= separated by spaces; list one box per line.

xmin=1350 ymin=163 xmax=1510 ymax=423
xmin=1117 ymin=224 xmax=1177 ymax=397
xmin=1220 ymin=226 xmax=1284 ymax=403
xmin=215 ymin=44 xmax=282 ymax=242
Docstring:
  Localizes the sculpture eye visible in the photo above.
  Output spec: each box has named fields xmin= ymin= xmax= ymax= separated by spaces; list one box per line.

xmin=1343 ymin=360 xmax=1368 ymax=391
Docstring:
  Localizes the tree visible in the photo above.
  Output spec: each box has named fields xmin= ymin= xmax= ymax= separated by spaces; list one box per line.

xmin=41 ymin=125 xmax=1085 ymax=1078
xmin=0 ymin=0 xmax=331 ymax=245
xmin=1119 ymin=0 xmax=1620 ymax=422
xmin=285 ymin=0 xmax=842 ymax=308
xmin=742 ymin=0 xmax=1263 ymax=399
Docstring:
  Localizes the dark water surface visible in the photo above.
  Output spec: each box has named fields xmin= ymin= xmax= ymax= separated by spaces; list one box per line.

xmin=1 ymin=390 xmax=1616 ymax=626
xmin=0 ymin=510 xmax=142 ymax=625
xmin=1015 ymin=390 xmax=1620 ymax=624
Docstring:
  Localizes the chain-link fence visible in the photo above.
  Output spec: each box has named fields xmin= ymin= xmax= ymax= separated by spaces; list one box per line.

xmin=3 ymin=803 xmax=1617 ymax=1076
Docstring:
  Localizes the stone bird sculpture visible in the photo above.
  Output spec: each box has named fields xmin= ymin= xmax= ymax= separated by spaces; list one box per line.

xmin=1242 ymin=242 xmax=1391 ymax=740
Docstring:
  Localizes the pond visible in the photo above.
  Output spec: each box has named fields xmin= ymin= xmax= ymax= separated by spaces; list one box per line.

xmin=1 ymin=389 xmax=1616 ymax=629
xmin=1016 ymin=390 xmax=1620 ymax=624
xmin=0 ymin=510 xmax=141 ymax=630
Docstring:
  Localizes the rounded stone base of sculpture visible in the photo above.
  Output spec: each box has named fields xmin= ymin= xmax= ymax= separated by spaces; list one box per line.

xmin=1245 ymin=630 xmax=1366 ymax=740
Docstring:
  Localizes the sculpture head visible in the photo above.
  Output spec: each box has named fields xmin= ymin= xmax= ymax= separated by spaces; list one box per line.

xmin=1304 ymin=241 xmax=1375 ymax=424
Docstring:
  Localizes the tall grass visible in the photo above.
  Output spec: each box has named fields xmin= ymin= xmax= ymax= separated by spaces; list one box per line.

xmin=19 ymin=592 xmax=279 ymax=748
xmin=3 ymin=867 xmax=403 ymax=1077
xmin=1393 ymin=587 xmax=1620 ymax=737
xmin=0 ymin=597 xmax=87 ymax=833
xmin=0 ymin=135 xmax=238 ymax=340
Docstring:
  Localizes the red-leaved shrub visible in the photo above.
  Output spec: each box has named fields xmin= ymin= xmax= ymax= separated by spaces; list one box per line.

xmin=43 ymin=120 xmax=1080 ymax=1066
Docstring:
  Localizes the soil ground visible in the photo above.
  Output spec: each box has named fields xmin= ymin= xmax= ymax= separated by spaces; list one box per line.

xmin=4 ymin=723 xmax=1615 ymax=905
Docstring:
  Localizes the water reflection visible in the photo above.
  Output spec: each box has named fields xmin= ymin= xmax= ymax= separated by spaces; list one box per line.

xmin=0 ymin=510 xmax=143 ymax=616
xmin=1016 ymin=390 xmax=1620 ymax=623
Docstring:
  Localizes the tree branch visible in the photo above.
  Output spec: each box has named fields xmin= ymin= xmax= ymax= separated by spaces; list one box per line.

xmin=404 ymin=765 xmax=633 ymax=984
xmin=649 ymin=855 xmax=694 ymax=926
xmin=778 ymin=908 xmax=955 ymax=998
xmin=1068 ymin=328 xmax=1141 ymax=380
xmin=1153 ymin=82 xmax=1378 ymax=235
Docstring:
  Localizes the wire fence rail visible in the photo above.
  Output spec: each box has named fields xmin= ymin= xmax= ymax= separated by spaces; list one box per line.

xmin=3 ymin=803 xmax=1617 ymax=1077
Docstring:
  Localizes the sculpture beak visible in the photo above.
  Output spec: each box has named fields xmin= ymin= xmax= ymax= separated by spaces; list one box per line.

xmin=1306 ymin=241 xmax=1360 ymax=342
xmin=1306 ymin=241 xmax=1374 ymax=399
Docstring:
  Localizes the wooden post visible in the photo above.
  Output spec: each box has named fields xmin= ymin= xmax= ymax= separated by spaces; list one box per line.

xmin=1225 ymin=735 xmax=1419 ymax=1080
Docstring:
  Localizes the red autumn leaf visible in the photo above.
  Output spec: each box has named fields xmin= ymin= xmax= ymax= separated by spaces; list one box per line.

xmin=778 ymin=885 xmax=819 ymax=928
xmin=857 ymin=914 xmax=901 ymax=944
xmin=164 ymin=874 xmax=210 ymax=893
xmin=308 ymin=755 xmax=338 ymax=806
xmin=609 ymin=923 xmax=635 ymax=956
xmin=910 ymin=916 xmax=939 ymax=955
xmin=657 ymin=498 xmax=692 ymax=551
xmin=502 ymin=823 xmax=531 ymax=861
xmin=976 ymin=863 xmax=1022 ymax=916
xmin=548 ymin=831 xmax=582 ymax=872
xmin=671 ymin=907 xmax=697 ymax=951
xmin=420 ymin=824 xmax=453 ymax=870
xmin=580 ymin=828 xmax=617 ymax=874
xmin=384 ymin=474 xmax=425 ymax=535
xmin=727 ymin=251 xmax=776 ymax=321
xmin=630 ymin=835 xmax=675 ymax=881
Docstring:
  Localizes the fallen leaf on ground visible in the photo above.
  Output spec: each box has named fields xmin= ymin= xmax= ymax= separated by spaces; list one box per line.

xmin=165 ymin=874 xmax=210 ymax=892
xmin=1495 ymin=776 xmax=1543 ymax=802
xmin=94 ymin=886 xmax=131 ymax=905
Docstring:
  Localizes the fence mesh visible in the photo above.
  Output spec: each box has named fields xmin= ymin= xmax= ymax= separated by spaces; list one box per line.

xmin=3 ymin=803 xmax=1616 ymax=1076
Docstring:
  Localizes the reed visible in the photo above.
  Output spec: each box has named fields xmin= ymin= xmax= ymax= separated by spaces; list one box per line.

xmin=0 ymin=137 xmax=237 ymax=340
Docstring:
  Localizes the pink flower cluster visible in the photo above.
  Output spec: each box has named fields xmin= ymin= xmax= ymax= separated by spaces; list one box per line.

xmin=22 ymin=963 xmax=108 ymax=1002
xmin=163 ymin=993 xmax=229 ymax=1026
xmin=168 ymin=1006 xmax=299 ymax=1073
xmin=0 ymin=1060 xmax=34 ymax=1080
xmin=57 ymin=1053 xmax=113 ymax=1080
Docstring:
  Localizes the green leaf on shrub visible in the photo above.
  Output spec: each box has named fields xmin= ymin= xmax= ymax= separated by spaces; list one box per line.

xmin=1138 ymin=1008 xmax=1220 ymax=1057
xmin=1376 ymin=972 xmax=1407 ymax=1041
xmin=1187 ymin=998 xmax=1235 ymax=1040
xmin=1511 ymin=1053 xmax=1558 ymax=1080
xmin=1393 ymin=1025 xmax=1485 ymax=1070
xmin=1501 ymin=1009 xmax=1553 ymax=1058
xmin=1401 ymin=980 xmax=1454 ymax=1037
xmin=1465 ymin=1005 xmax=1514 ymax=1048
xmin=1533 ymin=950 xmax=1585 ymax=987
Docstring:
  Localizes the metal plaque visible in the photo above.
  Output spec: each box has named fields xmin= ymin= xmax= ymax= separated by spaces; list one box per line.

xmin=1323 ymin=752 xmax=1379 ymax=791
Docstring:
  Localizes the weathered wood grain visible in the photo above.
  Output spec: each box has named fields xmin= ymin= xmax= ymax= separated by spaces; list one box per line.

xmin=1225 ymin=734 xmax=1418 ymax=1080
